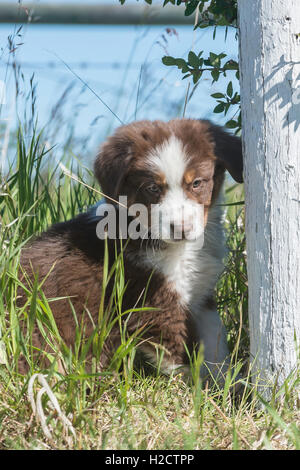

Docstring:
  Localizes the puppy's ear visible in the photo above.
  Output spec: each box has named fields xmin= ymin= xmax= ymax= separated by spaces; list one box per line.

xmin=206 ymin=121 xmax=243 ymax=183
xmin=94 ymin=134 xmax=132 ymax=200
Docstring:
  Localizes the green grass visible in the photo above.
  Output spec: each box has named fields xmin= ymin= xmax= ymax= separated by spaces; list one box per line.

xmin=0 ymin=125 xmax=299 ymax=450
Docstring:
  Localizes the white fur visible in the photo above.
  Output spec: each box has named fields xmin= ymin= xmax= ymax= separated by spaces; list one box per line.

xmin=195 ymin=307 xmax=230 ymax=383
xmin=140 ymin=197 xmax=230 ymax=378
xmin=146 ymin=135 xmax=204 ymax=242
xmin=144 ymin=201 xmax=225 ymax=308
xmin=147 ymin=135 xmax=188 ymax=187
xmin=140 ymin=136 xmax=230 ymax=378
xmin=144 ymin=134 xmax=225 ymax=306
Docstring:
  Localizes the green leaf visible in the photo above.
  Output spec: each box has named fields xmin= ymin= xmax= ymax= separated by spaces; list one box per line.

xmin=227 ymin=81 xmax=233 ymax=97
xmin=174 ymin=58 xmax=189 ymax=72
xmin=224 ymin=102 xmax=231 ymax=115
xmin=192 ymin=70 xmax=202 ymax=84
xmin=188 ymin=51 xmax=200 ymax=68
xmin=162 ymin=56 xmax=177 ymax=66
xmin=184 ymin=0 xmax=199 ymax=16
xmin=162 ymin=56 xmax=189 ymax=73
xmin=211 ymin=92 xmax=225 ymax=99
xmin=213 ymin=103 xmax=225 ymax=113
xmin=211 ymin=69 xmax=220 ymax=82
xmin=224 ymin=59 xmax=239 ymax=70
xmin=225 ymin=120 xmax=238 ymax=129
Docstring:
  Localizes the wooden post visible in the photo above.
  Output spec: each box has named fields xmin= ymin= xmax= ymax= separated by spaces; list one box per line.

xmin=238 ymin=0 xmax=300 ymax=398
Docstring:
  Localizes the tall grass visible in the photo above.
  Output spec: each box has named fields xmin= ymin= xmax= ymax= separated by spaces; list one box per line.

xmin=0 ymin=124 xmax=299 ymax=450
xmin=0 ymin=22 xmax=299 ymax=451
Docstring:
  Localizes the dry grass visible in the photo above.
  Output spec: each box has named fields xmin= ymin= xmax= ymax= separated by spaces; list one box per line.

xmin=0 ymin=128 xmax=299 ymax=451
xmin=0 ymin=368 xmax=299 ymax=450
xmin=0 ymin=24 xmax=299 ymax=451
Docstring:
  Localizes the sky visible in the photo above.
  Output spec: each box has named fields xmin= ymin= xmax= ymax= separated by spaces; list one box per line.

xmin=0 ymin=1 xmax=239 ymax=166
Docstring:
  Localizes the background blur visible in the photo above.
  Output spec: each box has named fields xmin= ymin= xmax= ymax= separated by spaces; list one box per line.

xmin=0 ymin=0 xmax=238 ymax=168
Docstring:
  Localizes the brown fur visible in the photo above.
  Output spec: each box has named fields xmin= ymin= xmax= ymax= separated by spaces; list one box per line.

xmin=18 ymin=119 xmax=243 ymax=374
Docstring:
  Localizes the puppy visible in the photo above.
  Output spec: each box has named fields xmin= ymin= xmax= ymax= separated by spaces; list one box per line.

xmin=18 ymin=118 xmax=243 ymax=381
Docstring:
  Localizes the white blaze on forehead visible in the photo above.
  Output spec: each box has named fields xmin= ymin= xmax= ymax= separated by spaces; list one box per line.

xmin=146 ymin=135 xmax=188 ymax=187
xmin=145 ymin=134 xmax=204 ymax=243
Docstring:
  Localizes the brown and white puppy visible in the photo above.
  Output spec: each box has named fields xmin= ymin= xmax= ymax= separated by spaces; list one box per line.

xmin=19 ymin=118 xmax=243 ymax=381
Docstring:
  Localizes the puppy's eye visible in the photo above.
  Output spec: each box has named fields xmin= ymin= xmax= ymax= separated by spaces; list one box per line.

xmin=146 ymin=183 xmax=160 ymax=194
xmin=192 ymin=178 xmax=203 ymax=189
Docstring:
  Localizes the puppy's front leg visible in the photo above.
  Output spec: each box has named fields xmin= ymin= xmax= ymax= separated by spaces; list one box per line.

xmin=194 ymin=306 xmax=231 ymax=386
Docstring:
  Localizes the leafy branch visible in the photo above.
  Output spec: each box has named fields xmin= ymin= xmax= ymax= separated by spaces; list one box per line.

xmin=119 ymin=0 xmax=241 ymax=132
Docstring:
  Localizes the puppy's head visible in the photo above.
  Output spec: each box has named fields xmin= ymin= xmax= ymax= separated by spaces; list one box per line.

xmin=94 ymin=119 xmax=243 ymax=243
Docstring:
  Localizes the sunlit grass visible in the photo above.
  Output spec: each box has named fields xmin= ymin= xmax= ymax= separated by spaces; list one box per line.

xmin=0 ymin=125 xmax=299 ymax=450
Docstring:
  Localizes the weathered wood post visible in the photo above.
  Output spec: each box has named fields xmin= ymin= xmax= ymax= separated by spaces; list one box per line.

xmin=238 ymin=0 xmax=300 ymax=398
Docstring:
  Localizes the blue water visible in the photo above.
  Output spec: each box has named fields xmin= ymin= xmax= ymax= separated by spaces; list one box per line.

xmin=0 ymin=16 xmax=238 ymax=162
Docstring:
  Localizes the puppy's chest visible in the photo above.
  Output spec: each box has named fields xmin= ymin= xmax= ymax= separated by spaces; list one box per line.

xmin=151 ymin=246 xmax=201 ymax=306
